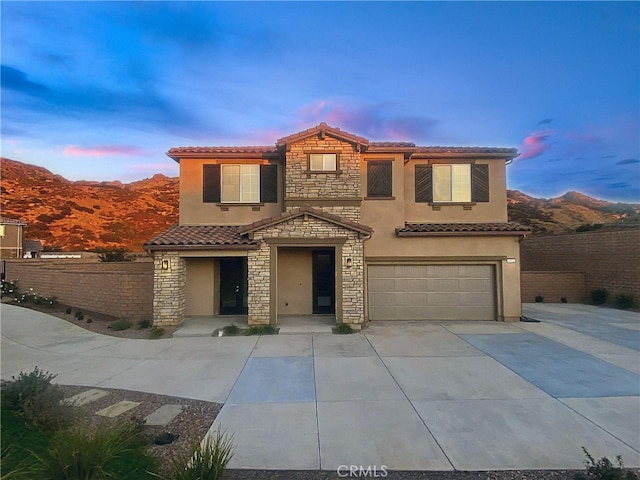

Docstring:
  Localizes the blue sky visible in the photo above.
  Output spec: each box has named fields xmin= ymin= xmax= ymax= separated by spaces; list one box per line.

xmin=2 ymin=1 xmax=639 ymax=202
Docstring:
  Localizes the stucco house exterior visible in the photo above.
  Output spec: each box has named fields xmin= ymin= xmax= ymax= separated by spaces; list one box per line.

xmin=0 ymin=216 xmax=27 ymax=259
xmin=145 ymin=123 xmax=530 ymax=328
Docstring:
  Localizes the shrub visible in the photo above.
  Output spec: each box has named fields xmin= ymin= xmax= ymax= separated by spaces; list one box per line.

xmin=1 ymin=367 xmax=72 ymax=431
xmin=1 ymin=279 xmax=17 ymax=296
xmin=108 ymin=319 xmax=132 ymax=331
xmin=26 ymin=420 xmax=148 ymax=480
xmin=137 ymin=319 xmax=152 ymax=330
xmin=535 ymin=295 xmax=544 ymax=303
xmin=94 ymin=248 xmax=134 ymax=263
xmin=561 ymin=297 xmax=568 ymax=303
xmin=149 ymin=327 xmax=165 ymax=339
xmin=65 ymin=307 xmax=72 ymax=315
xmin=615 ymin=293 xmax=637 ymax=310
xmin=169 ymin=427 xmax=235 ymax=480
xmin=591 ymin=288 xmax=609 ymax=305
xmin=334 ymin=323 xmax=354 ymax=334
xmin=74 ymin=311 xmax=84 ymax=319
xmin=574 ymin=447 xmax=638 ymax=479
xmin=222 ymin=324 xmax=240 ymax=336
xmin=244 ymin=325 xmax=277 ymax=336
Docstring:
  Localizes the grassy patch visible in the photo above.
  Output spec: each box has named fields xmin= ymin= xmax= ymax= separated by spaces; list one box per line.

xmin=108 ymin=318 xmax=132 ymax=331
xmin=169 ymin=428 xmax=234 ymax=480
xmin=333 ymin=323 xmax=354 ymax=334
xmin=149 ymin=326 xmax=165 ymax=339
xmin=222 ymin=324 xmax=240 ymax=335
xmin=244 ymin=325 xmax=277 ymax=336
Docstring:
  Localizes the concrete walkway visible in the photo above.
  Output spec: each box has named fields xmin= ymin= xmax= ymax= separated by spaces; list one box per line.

xmin=1 ymin=303 xmax=639 ymax=471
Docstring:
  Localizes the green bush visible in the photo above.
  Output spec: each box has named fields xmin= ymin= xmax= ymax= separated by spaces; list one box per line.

xmin=222 ymin=324 xmax=240 ymax=335
xmin=334 ymin=323 xmax=354 ymax=334
xmin=74 ymin=311 xmax=84 ymax=320
xmin=615 ymin=293 xmax=637 ymax=310
xmin=591 ymin=288 xmax=609 ymax=305
xmin=25 ymin=420 xmax=150 ymax=480
xmin=169 ymin=428 xmax=234 ymax=480
xmin=535 ymin=295 xmax=544 ymax=303
xmin=94 ymin=248 xmax=134 ymax=263
xmin=108 ymin=319 xmax=132 ymax=331
xmin=149 ymin=327 xmax=165 ymax=339
xmin=574 ymin=447 xmax=638 ymax=479
xmin=137 ymin=319 xmax=152 ymax=330
xmin=244 ymin=325 xmax=277 ymax=336
xmin=65 ymin=307 xmax=73 ymax=315
xmin=1 ymin=279 xmax=17 ymax=296
xmin=1 ymin=367 xmax=72 ymax=431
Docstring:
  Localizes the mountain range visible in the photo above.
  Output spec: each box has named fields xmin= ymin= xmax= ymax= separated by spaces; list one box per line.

xmin=1 ymin=158 xmax=638 ymax=251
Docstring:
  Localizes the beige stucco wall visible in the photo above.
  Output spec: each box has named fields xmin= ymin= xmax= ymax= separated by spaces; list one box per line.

xmin=178 ymin=159 xmax=283 ymax=225
xmin=0 ymin=224 xmax=23 ymax=259
xmin=277 ymin=248 xmax=312 ymax=315
xmin=184 ymin=258 xmax=216 ymax=316
xmin=365 ymin=235 xmax=523 ymax=322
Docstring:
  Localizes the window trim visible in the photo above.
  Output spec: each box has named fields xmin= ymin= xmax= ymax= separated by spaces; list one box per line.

xmin=306 ymin=152 xmax=340 ymax=173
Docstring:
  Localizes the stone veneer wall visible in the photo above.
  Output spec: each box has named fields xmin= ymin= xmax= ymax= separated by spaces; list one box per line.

xmin=152 ymin=251 xmax=186 ymax=326
xmin=285 ymin=135 xmax=361 ymax=221
xmin=247 ymin=215 xmax=365 ymax=326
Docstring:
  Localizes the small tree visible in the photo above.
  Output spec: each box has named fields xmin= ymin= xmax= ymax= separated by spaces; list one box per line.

xmin=94 ymin=248 xmax=134 ymax=262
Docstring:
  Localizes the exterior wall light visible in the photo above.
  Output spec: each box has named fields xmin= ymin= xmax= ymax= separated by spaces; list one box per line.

xmin=346 ymin=258 xmax=353 ymax=268
xmin=161 ymin=259 xmax=170 ymax=270
xmin=506 ymin=258 xmax=517 ymax=264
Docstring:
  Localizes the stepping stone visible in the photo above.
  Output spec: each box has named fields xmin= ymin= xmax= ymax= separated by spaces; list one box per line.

xmin=95 ymin=400 xmax=141 ymax=418
xmin=144 ymin=404 xmax=185 ymax=426
xmin=63 ymin=389 xmax=110 ymax=406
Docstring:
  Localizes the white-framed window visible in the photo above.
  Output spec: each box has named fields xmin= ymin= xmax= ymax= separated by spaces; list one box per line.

xmin=221 ymin=164 xmax=259 ymax=203
xmin=0 ymin=225 xmax=5 ymax=237
xmin=309 ymin=153 xmax=337 ymax=171
xmin=433 ymin=164 xmax=471 ymax=202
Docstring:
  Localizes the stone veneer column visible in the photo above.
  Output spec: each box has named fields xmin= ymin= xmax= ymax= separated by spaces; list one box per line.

xmin=341 ymin=237 xmax=365 ymax=326
xmin=152 ymin=251 xmax=186 ymax=326
xmin=247 ymin=244 xmax=271 ymax=325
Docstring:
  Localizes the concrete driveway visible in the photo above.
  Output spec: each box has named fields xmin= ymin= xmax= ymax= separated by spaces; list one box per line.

xmin=1 ymin=302 xmax=639 ymax=471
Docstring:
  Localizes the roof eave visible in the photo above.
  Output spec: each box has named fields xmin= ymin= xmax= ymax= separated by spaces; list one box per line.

xmin=396 ymin=230 xmax=531 ymax=237
xmin=144 ymin=243 xmax=259 ymax=251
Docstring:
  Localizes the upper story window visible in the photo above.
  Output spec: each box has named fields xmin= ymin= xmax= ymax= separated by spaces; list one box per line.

xmin=221 ymin=164 xmax=259 ymax=203
xmin=309 ymin=153 xmax=337 ymax=172
xmin=366 ymin=160 xmax=393 ymax=198
xmin=415 ymin=163 xmax=489 ymax=204
xmin=433 ymin=164 xmax=471 ymax=202
xmin=203 ymin=163 xmax=278 ymax=204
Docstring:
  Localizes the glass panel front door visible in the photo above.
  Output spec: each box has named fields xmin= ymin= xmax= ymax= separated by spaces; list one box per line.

xmin=219 ymin=257 xmax=248 ymax=315
xmin=312 ymin=249 xmax=335 ymax=314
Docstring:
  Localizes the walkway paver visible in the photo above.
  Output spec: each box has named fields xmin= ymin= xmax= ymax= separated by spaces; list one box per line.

xmin=2 ymin=302 xmax=639 ymax=471
xmin=63 ymin=388 xmax=110 ymax=406
xmin=95 ymin=400 xmax=141 ymax=418
xmin=144 ymin=404 xmax=185 ymax=426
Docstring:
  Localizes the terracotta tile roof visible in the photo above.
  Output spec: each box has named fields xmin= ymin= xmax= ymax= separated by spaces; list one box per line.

xmin=396 ymin=222 xmax=531 ymax=237
xmin=166 ymin=146 xmax=278 ymax=161
xmin=369 ymin=142 xmax=417 ymax=148
xmin=240 ymin=206 xmax=373 ymax=235
xmin=276 ymin=123 xmax=369 ymax=147
xmin=144 ymin=225 xmax=259 ymax=251
xmin=0 ymin=216 xmax=27 ymax=226
xmin=413 ymin=146 xmax=519 ymax=155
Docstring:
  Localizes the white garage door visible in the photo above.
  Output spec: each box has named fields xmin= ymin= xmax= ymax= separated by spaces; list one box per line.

xmin=368 ymin=264 xmax=496 ymax=321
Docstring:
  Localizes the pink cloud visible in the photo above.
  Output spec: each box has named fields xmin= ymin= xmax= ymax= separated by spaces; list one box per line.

xmin=518 ymin=130 xmax=554 ymax=160
xmin=294 ymin=101 xmax=437 ymax=141
xmin=63 ymin=145 xmax=146 ymax=157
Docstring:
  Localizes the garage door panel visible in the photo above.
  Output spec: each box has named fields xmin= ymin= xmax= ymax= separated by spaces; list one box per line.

xmin=368 ymin=264 xmax=496 ymax=321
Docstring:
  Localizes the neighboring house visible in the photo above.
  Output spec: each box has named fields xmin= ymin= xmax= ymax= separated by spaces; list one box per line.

xmin=0 ymin=216 xmax=27 ymax=259
xmin=23 ymin=240 xmax=44 ymax=258
xmin=145 ymin=123 xmax=530 ymax=328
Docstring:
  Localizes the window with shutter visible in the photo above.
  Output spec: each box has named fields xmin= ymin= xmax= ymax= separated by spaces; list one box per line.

xmin=415 ymin=165 xmax=433 ymax=203
xmin=367 ymin=161 xmax=392 ymax=197
xmin=203 ymin=164 xmax=221 ymax=203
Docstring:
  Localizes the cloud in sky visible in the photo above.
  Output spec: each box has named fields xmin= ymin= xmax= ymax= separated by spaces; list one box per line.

xmin=63 ymin=145 xmax=147 ymax=157
xmin=1 ymin=65 xmax=49 ymax=94
xmin=517 ymin=130 xmax=555 ymax=160
xmin=296 ymin=101 xmax=438 ymax=141
xmin=616 ymin=158 xmax=639 ymax=165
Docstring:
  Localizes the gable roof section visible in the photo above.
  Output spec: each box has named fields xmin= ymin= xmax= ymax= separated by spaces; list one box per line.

xmin=0 ymin=216 xmax=27 ymax=226
xmin=239 ymin=206 xmax=373 ymax=236
xmin=396 ymin=222 xmax=531 ymax=237
xmin=144 ymin=225 xmax=259 ymax=251
xmin=276 ymin=123 xmax=369 ymax=148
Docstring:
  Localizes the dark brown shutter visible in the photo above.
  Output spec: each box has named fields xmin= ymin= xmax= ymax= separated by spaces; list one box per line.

xmin=203 ymin=164 xmax=220 ymax=203
xmin=415 ymin=165 xmax=433 ymax=203
xmin=471 ymin=164 xmax=490 ymax=202
xmin=367 ymin=161 xmax=392 ymax=197
xmin=260 ymin=164 xmax=278 ymax=203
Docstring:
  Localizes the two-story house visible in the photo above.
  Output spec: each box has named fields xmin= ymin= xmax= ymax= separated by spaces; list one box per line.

xmin=144 ymin=123 xmax=530 ymax=328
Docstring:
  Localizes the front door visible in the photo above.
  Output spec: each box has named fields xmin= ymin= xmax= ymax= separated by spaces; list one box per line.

xmin=312 ymin=249 xmax=335 ymax=314
xmin=219 ymin=257 xmax=248 ymax=315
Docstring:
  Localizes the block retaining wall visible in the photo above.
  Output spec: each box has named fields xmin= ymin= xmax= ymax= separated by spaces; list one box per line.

xmin=3 ymin=259 xmax=153 ymax=319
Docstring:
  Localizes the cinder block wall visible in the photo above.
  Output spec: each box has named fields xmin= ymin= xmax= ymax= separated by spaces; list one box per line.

xmin=4 ymin=259 xmax=153 ymax=319
xmin=520 ymin=271 xmax=586 ymax=303
xmin=520 ymin=229 xmax=640 ymax=301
